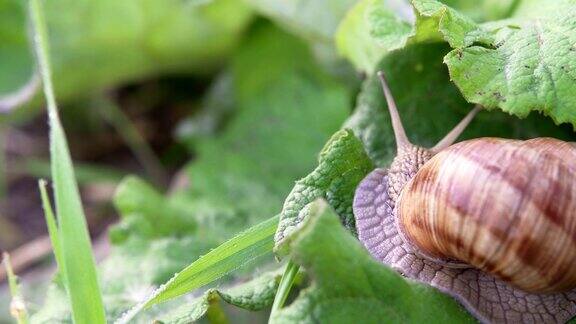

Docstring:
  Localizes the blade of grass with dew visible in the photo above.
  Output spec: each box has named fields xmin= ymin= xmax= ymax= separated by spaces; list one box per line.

xmin=38 ymin=179 xmax=64 ymax=272
xmin=29 ymin=0 xmax=106 ymax=323
xmin=116 ymin=215 xmax=279 ymax=324
xmin=3 ymin=253 xmax=29 ymax=324
xmin=269 ymin=260 xmax=299 ymax=320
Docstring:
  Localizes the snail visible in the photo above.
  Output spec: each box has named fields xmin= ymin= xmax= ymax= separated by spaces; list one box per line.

xmin=352 ymin=72 xmax=576 ymax=323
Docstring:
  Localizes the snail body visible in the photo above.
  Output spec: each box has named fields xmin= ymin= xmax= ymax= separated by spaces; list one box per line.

xmin=352 ymin=72 xmax=576 ymax=323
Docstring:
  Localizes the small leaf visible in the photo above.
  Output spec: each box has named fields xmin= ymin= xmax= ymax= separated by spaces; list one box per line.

xmin=110 ymin=176 xmax=196 ymax=243
xmin=270 ymin=200 xmax=475 ymax=323
xmin=336 ymin=0 xmax=411 ymax=73
xmin=273 ymin=129 xmax=374 ymax=255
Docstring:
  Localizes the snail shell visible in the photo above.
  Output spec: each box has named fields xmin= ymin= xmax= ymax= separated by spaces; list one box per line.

xmin=396 ymin=137 xmax=576 ymax=293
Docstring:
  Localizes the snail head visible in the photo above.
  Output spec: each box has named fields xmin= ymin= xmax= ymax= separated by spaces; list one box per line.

xmin=376 ymin=71 xmax=481 ymax=202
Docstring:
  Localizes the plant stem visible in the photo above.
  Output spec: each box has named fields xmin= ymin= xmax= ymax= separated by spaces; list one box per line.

xmin=3 ymin=253 xmax=29 ymax=324
xmin=270 ymin=260 xmax=299 ymax=321
xmin=97 ymin=96 xmax=168 ymax=188
xmin=0 ymin=123 xmax=6 ymax=199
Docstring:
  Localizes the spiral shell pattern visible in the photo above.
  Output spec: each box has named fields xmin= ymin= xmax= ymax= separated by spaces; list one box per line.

xmin=397 ymin=137 xmax=576 ymax=293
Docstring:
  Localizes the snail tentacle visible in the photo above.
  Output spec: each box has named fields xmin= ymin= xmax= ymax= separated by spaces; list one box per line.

xmin=430 ymin=105 xmax=482 ymax=154
xmin=377 ymin=71 xmax=410 ymax=150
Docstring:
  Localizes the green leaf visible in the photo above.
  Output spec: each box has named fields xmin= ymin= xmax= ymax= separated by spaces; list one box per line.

xmin=270 ymin=261 xmax=300 ymax=315
xmin=157 ymin=270 xmax=285 ymax=323
xmin=246 ymin=0 xmax=356 ymax=45
xmin=346 ymin=43 xmax=576 ymax=167
xmin=29 ymin=0 xmax=106 ymax=323
xmin=274 ymin=129 xmax=374 ymax=255
xmin=110 ymin=176 xmax=196 ymax=243
xmin=115 ymin=215 xmax=278 ymax=323
xmin=270 ymin=200 xmax=475 ymax=323
xmin=445 ymin=0 xmax=576 ymax=126
xmin=336 ymin=0 xmax=412 ymax=73
xmin=2 ymin=0 xmax=253 ymax=109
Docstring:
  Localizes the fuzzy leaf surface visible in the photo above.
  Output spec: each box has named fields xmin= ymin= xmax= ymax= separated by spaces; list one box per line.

xmin=273 ymin=129 xmax=374 ymax=254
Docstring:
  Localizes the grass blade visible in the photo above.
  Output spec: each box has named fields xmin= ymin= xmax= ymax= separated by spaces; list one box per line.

xmin=97 ymin=97 xmax=168 ymax=188
xmin=116 ymin=215 xmax=279 ymax=324
xmin=38 ymin=179 xmax=64 ymax=272
xmin=2 ymin=253 xmax=29 ymax=324
xmin=29 ymin=0 xmax=106 ymax=323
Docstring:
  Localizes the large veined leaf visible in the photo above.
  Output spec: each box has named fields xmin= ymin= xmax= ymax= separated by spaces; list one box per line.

xmin=271 ymin=200 xmax=475 ymax=323
xmin=337 ymin=0 xmax=576 ymax=126
xmin=445 ymin=0 xmax=576 ymax=126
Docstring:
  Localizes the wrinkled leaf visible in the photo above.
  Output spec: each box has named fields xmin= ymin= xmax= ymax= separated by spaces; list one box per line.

xmin=271 ymin=200 xmax=475 ymax=323
xmin=445 ymin=0 xmax=576 ymax=126
xmin=339 ymin=0 xmax=576 ymax=125
xmin=336 ymin=0 xmax=488 ymax=73
xmin=274 ymin=129 xmax=374 ymax=254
